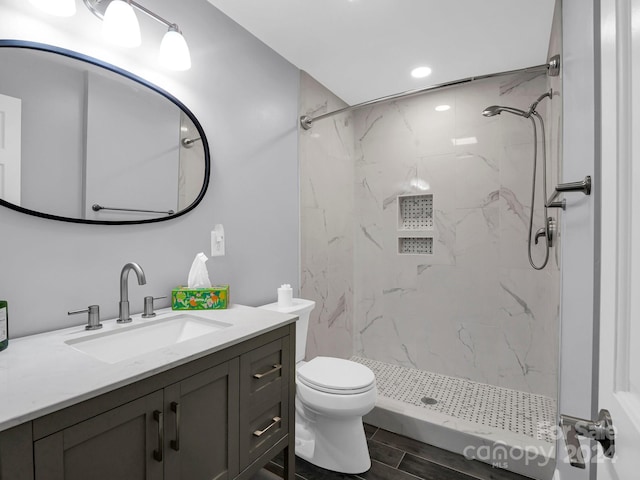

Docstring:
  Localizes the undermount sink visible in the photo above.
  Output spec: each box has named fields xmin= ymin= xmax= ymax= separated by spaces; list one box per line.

xmin=65 ymin=314 xmax=232 ymax=364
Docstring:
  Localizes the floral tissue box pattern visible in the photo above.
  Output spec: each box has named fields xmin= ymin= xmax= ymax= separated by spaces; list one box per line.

xmin=171 ymin=286 xmax=229 ymax=310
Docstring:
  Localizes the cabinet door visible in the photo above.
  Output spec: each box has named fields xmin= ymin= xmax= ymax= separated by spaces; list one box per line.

xmin=239 ymin=338 xmax=290 ymax=469
xmin=34 ymin=390 xmax=164 ymax=480
xmin=0 ymin=422 xmax=34 ymax=480
xmin=164 ymin=359 xmax=239 ymax=480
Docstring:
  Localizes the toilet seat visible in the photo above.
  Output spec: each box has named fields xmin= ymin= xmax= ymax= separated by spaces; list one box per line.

xmin=297 ymin=357 xmax=375 ymax=395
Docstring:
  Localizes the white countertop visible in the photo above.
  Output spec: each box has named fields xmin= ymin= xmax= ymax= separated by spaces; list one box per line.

xmin=0 ymin=304 xmax=296 ymax=432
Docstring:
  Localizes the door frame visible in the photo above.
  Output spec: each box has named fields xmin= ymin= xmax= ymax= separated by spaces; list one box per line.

xmin=556 ymin=0 xmax=600 ymax=478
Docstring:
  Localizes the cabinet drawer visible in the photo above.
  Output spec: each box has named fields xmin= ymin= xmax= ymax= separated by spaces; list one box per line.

xmin=244 ymin=339 xmax=286 ymax=398
xmin=239 ymin=337 xmax=290 ymax=468
xmin=242 ymin=399 xmax=286 ymax=467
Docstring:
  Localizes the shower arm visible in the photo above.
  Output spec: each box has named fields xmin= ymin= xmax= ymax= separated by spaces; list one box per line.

xmin=546 ymin=176 xmax=592 ymax=210
xmin=526 ymin=90 xmax=553 ymax=118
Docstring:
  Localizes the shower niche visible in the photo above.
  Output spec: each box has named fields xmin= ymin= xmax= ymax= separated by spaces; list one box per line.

xmin=398 ymin=237 xmax=433 ymax=255
xmin=397 ymin=194 xmax=434 ymax=256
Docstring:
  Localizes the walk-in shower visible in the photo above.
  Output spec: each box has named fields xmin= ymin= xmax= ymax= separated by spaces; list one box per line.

xmin=483 ymin=90 xmax=554 ymax=270
xmin=299 ymin=51 xmax=564 ymax=479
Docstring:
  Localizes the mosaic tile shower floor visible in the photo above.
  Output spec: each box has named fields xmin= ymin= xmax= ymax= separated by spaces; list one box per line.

xmin=351 ymin=357 xmax=557 ymax=444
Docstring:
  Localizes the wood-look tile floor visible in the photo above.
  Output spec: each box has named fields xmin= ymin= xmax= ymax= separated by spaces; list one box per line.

xmin=255 ymin=424 xmax=535 ymax=480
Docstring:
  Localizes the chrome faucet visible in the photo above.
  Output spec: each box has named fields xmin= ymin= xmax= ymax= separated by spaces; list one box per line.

xmin=118 ymin=262 xmax=147 ymax=323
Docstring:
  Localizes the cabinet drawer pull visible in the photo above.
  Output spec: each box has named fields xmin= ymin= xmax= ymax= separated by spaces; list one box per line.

xmin=170 ymin=402 xmax=180 ymax=451
xmin=253 ymin=364 xmax=282 ymax=379
xmin=253 ymin=416 xmax=281 ymax=437
xmin=153 ymin=410 xmax=163 ymax=462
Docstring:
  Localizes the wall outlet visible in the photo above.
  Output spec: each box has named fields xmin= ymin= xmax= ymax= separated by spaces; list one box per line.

xmin=211 ymin=224 xmax=225 ymax=256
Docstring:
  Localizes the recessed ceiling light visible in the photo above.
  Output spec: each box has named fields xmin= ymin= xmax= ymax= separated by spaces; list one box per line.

xmin=435 ymin=105 xmax=451 ymax=112
xmin=411 ymin=66 xmax=432 ymax=78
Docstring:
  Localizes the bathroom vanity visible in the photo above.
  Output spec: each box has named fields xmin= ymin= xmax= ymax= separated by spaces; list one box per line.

xmin=0 ymin=305 xmax=296 ymax=480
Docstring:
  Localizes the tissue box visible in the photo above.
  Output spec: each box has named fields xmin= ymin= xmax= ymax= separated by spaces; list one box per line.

xmin=171 ymin=286 xmax=229 ymax=310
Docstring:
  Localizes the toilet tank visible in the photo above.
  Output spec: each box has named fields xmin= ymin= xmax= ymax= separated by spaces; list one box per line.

xmin=258 ymin=298 xmax=315 ymax=363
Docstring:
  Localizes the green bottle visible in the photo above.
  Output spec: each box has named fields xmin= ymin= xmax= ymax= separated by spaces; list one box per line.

xmin=0 ymin=300 xmax=8 ymax=351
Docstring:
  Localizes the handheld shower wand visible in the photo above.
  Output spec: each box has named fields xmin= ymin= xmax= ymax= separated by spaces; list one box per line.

xmin=482 ymin=105 xmax=529 ymax=118
xmin=482 ymin=90 xmax=554 ymax=270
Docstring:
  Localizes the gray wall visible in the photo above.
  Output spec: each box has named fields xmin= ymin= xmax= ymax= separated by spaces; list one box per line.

xmin=0 ymin=0 xmax=300 ymax=337
xmin=0 ymin=49 xmax=85 ymax=217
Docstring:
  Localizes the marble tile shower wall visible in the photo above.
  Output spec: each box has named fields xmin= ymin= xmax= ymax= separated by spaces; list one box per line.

xmin=299 ymin=72 xmax=355 ymax=360
xmin=353 ymin=73 xmax=560 ymax=398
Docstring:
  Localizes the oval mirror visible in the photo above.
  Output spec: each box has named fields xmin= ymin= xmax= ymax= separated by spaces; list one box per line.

xmin=0 ymin=40 xmax=210 ymax=224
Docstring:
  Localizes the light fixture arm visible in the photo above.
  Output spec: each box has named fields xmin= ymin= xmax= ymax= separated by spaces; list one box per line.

xmin=128 ymin=0 xmax=178 ymax=31
xmin=83 ymin=0 xmax=191 ymax=70
xmin=83 ymin=0 xmax=181 ymax=32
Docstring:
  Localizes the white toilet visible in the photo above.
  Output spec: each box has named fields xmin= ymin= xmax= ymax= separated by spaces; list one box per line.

xmin=259 ymin=298 xmax=377 ymax=474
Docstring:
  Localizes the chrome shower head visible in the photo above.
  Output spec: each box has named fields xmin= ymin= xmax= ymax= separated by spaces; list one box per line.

xmin=482 ymin=105 xmax=503 ymax=117
xmin=482 ymin=105 xmax=529 ymax=118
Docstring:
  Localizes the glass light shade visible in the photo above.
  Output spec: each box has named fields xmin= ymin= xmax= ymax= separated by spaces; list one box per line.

xmin=29 ymin=0 xmax=77 ymax=17
xmin=159 ymin=29 xmax=192 ymax=71
xmin=102 ymin=0 xmax=141 ymax=48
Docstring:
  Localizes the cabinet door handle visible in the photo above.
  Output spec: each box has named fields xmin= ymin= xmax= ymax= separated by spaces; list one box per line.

xmin=253 ymin=416 xmax=281 ymax=437
xmin=153 ymin=410 xmax=164 ymax=462
xmin=170 ymin=402 xmax=180 ymax=451
xmin=253 ymin=364 xmax=282 ymax=379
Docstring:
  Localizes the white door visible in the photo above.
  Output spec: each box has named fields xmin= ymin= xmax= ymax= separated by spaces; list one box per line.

xmin=597 ymin=0 xmax=640 ymax=478
xmin=0 ymin=93 xmax=21 ymax=205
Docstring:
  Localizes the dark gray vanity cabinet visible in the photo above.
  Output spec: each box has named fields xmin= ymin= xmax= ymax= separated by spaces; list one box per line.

xmin=240 ymin=338 xmax=290 ymax=470
xmin=0 ymin=423 xmax=34 ymax=480
xmin=34 ymin=362 xmax=240 ymax=480
xmin=164 ymin=359 xmax=240 ymax=480
xmin=34 ymin=390 xmax=165 ymax=480
xmin=0 ymin=324 xmax=295 ymax=480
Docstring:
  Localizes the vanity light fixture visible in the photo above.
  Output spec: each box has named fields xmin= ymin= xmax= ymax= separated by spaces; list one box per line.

xmin=84 ymin=0 xmax=192 ymax=71
xmin=158 ymin=25 xmax=192 ymax=71
xmin=435 ymin=105 xmax=451 ymax=112
xmin=102 ymin=0 xmax=141 ymax=47
xmin=29 ymin=0 xmax=77 ymax=17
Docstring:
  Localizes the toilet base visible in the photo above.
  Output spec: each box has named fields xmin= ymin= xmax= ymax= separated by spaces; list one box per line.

xmin=295 ymin=410 xmax=371 ymax=474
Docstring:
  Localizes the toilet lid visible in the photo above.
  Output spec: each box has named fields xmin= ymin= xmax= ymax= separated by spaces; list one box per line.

xmin=297 ymin=357 xmax=375 ymax=394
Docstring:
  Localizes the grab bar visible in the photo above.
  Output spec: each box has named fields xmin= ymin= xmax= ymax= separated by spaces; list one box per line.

xmin=92 ymin=204 xmax=175 ymax=215
xmin=546 ymin=176 xmax=591 ymax=210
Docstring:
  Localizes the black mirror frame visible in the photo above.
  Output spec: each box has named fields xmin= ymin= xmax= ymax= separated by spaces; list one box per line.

xmin=0 ymin=39 xmax=210 ymax=225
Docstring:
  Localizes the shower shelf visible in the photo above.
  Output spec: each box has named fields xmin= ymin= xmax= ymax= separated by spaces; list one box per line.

xmin=397 ymin=194 xmax=434 ymax=255
xmin=398 ymin=237 xmax=433 ymax=255
xmin=398 ymin=194 xmax=433 ymax=230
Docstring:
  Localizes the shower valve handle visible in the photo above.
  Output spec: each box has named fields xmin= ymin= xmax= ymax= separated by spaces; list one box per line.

xmin=534 ymin=218 xmax=556 ymax=247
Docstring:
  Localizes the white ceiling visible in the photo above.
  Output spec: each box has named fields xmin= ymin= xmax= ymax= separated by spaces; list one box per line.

xmin=206 ymin=0 xmax=556 ymax=106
